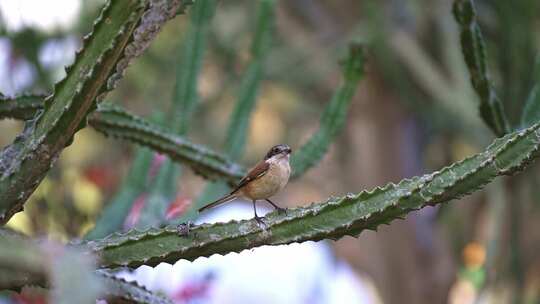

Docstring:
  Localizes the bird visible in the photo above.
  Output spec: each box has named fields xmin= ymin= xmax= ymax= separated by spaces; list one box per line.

xmin=198 ymin=144 xmax=292 ymax=224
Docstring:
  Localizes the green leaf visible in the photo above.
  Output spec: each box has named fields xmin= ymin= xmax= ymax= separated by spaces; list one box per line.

xmin=291 ymin=44 xmax=365 ymax=177
xmin=84 ymin=123 xmax=540 ymax=268
xmin=453 ymin=0 xmax=510 ymax=136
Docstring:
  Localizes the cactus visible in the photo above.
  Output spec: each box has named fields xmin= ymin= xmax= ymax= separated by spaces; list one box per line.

xmin=290 ymin=44 xmax=365 ymax=177
xmin=85 ymin=147 xmax=154 ymax=240
xmin=135 ymin=0 xmax=218 ymax=229
xmin=2 ymin=0 xmax=540 ymax=302
xmin=97 ymin=270 xmax=173 ymax=304
xmin=0 ymin=231 xmax=102 ymax=303
xmin=0 ymin=93 xmax=45 ymax=120
xmin=0 ymin=0 xmax=192 ymax=224
xmin=81 ymin=123 xmax=540 ymax=268
xmin=0 ymin=230 xmax=172 ymax=303
xmin=453 ymin=0 xmax=510 ymax=136
xmin=520 ymin=57 xmax=540 ymax=128
xmin=183 ymin=0 xmax=276 ymax=221
xmin=0 ymin=98 xmax=246 ymax=183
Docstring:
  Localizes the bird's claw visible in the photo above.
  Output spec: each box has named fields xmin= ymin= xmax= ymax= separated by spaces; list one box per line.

xmin=254 ymin=216 xmax=266 ymax=227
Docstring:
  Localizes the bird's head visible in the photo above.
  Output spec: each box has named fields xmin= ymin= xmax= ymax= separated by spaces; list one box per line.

xmin=264 ymin=144 xmax=292 ymax=161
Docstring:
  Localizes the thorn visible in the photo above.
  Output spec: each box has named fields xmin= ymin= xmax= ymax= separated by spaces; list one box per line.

xmin=176 ymin=222 xmax=192 ymax=236
xmin=276 ymin=207 xmax=286 ymax=215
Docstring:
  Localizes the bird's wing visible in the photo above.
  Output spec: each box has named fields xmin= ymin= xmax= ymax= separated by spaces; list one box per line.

xmin=230 ymin=160 xmax=270 ymax=195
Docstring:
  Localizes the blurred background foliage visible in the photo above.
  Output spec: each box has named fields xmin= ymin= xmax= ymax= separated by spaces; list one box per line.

xmin=0 ymin=0 xmax=539 ymax=303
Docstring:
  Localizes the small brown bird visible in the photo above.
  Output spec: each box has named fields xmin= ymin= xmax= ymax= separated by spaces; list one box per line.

xmin=198 ymin=144 xmax=292 ymax=223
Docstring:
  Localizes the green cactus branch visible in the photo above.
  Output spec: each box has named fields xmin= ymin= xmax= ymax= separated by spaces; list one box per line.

xmin=223 ymin=0 xmax=274 ymax=159
xmin=90 ymin=103 xmax=245 ymax=184
xmin=85 ymin=148 xmax=154 ymax=240
xmin=0 ymin=233 xmax=48 ymax=290
xmin=520 ymin=57 xmax=540 ymax=128
xmin=185 ymin=0 xmax=276 ymax=221
xmin=0 ymin=233 xmax=172 ymax=303
xmin=453 ymin=0 xmax=510 ymax=136
xmin=0 ymin=232 xmax=102 ymax=303
xmin=171 ymin=0 xmax=215 ymax=135
xmin=97 ymin=270 xmax=173 ymax=304
xmin=134 ymin=0 xmax=218 ymax=229
xmin=0 ymin=96 xmax=246 ymax=185
xmin=84 ymin=123 xmax=540 ymax=269
xmin=0 ymin=0 xmax=191 ymax=224
xmin=0 ymin=93 xmax=45 ymax=120
xmin=291 ymin=44 xmax=365 ymax=177
xmin=0 ymin=43 xmax=365 ymax=189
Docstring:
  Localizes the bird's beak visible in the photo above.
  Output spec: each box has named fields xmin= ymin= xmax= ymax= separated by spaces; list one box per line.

xmin=286 ymin=147 xmax=292 ymax=154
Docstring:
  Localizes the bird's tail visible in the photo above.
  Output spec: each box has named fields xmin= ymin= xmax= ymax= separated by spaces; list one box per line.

xmin=198 ymin=194 xmax=236 ymax=213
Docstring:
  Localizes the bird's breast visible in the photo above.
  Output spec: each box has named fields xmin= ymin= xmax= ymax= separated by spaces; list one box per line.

xmin=241 ymin=160 xmax=290 ymax=200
